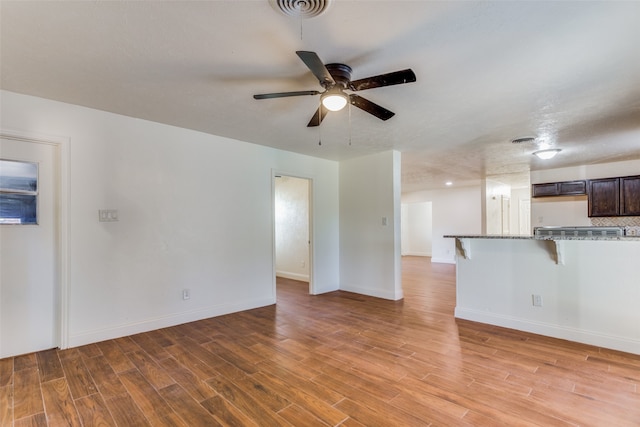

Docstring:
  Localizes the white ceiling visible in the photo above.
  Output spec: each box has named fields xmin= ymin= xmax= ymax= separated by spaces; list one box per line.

xmin=2 ymin=1 xmax=639 ymax=192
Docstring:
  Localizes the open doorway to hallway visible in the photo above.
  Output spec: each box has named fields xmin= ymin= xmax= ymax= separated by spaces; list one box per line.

xmin=401 ymin=201 xmax=433 ymax=258
xmin=274 ymin=175 xmax=312 ymax=294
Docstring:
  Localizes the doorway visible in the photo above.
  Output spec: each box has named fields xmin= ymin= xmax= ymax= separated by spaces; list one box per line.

xmin=0 ymin=133 xmax=67 ymax=358
xmin=401 ymin=202 xmax=433 ymax=257
xmin=273 ymin=174 xmax=312 ymax=294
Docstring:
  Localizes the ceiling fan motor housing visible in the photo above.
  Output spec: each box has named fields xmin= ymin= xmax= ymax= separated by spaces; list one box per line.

xmin=324 ymin=63 xmax=352 ymax=89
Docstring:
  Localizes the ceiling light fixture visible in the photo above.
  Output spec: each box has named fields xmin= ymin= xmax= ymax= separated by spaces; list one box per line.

xmin=445 ymin=181 xmax=453 ymax=186
xmin=321 ymin=90 xmax=348 ymax=111
xmin=533 ymin=149 xmax=561 ymax=160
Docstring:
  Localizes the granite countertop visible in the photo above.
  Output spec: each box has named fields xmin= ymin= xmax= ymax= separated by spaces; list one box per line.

xmin=444 ymin=234 xmax=640 ymax=241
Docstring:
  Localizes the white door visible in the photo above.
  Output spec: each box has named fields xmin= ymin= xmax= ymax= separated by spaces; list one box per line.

xmin=519 ymin=199 xmax=531 ymax=235
xmin=0 ymin=137 xmax=58 ymax=358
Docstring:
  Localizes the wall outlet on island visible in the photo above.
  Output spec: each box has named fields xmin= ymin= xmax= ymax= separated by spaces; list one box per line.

xmin=532 ymin=294 xmax=543 ymax=307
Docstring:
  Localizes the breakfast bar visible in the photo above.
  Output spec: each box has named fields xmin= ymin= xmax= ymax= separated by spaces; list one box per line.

xmin=445 ymin=233 xmax=640 ymax=355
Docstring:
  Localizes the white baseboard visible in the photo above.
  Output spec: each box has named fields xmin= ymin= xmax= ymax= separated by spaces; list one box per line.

xmin=339 ymin=283 xmax=403 ymax=301
xmin=430 ymin=257 xmax=456 ymax=264
xmin=276 ymin=270 xmax=309 ymax=282
xmin=67 ymin=297 xmax=275 ymax=349
xmin=455 ymin=307 xmax=640 ymax=356
xmin=401 ymin=252 xmax=432 ymax=257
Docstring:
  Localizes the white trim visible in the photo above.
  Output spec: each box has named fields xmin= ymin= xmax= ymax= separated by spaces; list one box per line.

xmin=275 ymin=271 xmax=310 ymax=282
xmin=430 ymin=257 xmax=456 ymax=264
xmin=455 ymin=307 xmax=640 ymax=356
xmin=401 ymin=251 xmax=432 ymax=257
xmin=68 ymin=297 xmax=275 ymax=348
xmin=0 ymin=129 xmax=71 ymax=350
xmin=340 ymin=283 xmax=403 ymax=301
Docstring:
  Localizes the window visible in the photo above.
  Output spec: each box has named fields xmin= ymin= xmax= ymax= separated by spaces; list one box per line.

xmin=0 ymin=159 xmax=38 ymax=224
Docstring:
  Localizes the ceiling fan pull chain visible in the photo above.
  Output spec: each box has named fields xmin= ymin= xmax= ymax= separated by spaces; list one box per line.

xmin=348 ymin=101 xmax=352 ymax=146
xmin=318 ymin=103 xmax=322 ymax=145
xmin=318 ymin=126 xmax=322 ymax=146
xmin=299 ymin=13 xmax=304 ymax=40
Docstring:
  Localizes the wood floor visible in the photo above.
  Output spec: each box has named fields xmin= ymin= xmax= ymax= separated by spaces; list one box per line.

xmin=1 ymin=256 xmax=639 ymax=426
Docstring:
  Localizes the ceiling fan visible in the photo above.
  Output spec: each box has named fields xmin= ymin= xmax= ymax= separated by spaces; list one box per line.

xmin=253 ymin=51 xmax=416 ymax=127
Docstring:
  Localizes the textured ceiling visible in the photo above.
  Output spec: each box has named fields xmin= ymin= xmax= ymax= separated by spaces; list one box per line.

xmin=2 ymin=1 xmax=639 ymax=192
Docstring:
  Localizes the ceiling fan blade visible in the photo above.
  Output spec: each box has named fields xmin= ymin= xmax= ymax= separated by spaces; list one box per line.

xmin=296 ymin=51 xmax=336 ymax=87
xmin=254 ymin=90 xmax=320 ymax=99
xmin=307 ymin=105 xmax=329 ymax=127
xmin=350 ymin=69 xmax=416 ymax=91
xmin=349 ymin=94 xmax=395 ymax=121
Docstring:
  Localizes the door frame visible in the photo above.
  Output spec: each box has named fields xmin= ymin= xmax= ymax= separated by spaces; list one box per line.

xmin=1 ymin=129 xmax=70 ymax=350
xmin=271 ymin=169 xmax=314 ymax=295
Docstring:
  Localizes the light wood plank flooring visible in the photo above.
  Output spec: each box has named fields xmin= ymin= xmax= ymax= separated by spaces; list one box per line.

xmin=1 ymin=256 xmax=639 ymax=426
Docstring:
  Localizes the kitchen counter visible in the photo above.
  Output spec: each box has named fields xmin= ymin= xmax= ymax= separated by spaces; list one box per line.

xmin=445 ymin=234 xmax=640 ymax=241
xmin=446 ymin=236 xmax=640 ymax=355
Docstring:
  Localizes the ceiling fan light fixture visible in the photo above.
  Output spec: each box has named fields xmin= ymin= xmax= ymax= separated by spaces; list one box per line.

xmin=321 ymin=92 xmax=348 ymax=111
xmin=533 ymin=148 xmax=561 ymax=160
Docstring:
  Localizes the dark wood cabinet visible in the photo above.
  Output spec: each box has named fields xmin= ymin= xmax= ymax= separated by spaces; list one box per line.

xmin=558 ymin=180 xmax=587 ymax=195
xmin=620 ymin=176 xmax=640 ymax=215
xmin=588 ymin=178 xmax=619 ymax=217
xmin=587 ymin=175 xmax=640 ymax=217
xmin=533 ymin=175 xmax=639 ymax=217
xmin=532 ymin=182 xmax=558 ymax=197
xmin=532 ymin=180 xmax=586 ymax=198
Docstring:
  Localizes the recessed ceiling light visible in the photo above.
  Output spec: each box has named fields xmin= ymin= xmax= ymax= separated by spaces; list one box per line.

xmin=445 ymin=181 xmax=453 ymax=186
xmin=533 ymin=149 xmax=561 ymax=160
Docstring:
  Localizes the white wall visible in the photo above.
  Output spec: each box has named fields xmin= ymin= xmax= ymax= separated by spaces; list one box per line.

xmin=403 ymin=186 xmax=482 ymax=264
xmin=275 ymin=176 xmax=309 ymax=282
xmin=401 ymin=202 xmax=432 ymax=256
xmin=531 ymin=195 xmax=591 ymax=228
xmin=1 ymin=90 xmax=340 ymax=349
xmin=530 ymin=159 xmax=640 ymax=227
xmin=455 ymin=238 xmax=640 ymax=355
xmin=340 ymin=150 xmax=402 ymax=300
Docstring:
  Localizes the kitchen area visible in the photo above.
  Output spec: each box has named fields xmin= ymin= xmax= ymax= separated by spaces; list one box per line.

xmin=446 ymin=158 xmax=640 ymax=355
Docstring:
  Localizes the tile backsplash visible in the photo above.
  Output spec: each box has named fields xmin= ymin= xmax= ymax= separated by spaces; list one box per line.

xmin=591 ymin=217 xmax=640 ymax=236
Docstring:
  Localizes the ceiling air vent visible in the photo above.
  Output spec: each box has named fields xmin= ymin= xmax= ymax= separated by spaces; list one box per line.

xmin=270 ymin=0 xmax=332 ymax=19
xmin=511 ymin=136 xmax=537 ymax=144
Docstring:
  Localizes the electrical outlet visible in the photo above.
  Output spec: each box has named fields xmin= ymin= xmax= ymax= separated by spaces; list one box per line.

xmin=532 ymin=294 xmax=543 ymax=307
xmin=182 ymin=289 xmax=190 ymax=300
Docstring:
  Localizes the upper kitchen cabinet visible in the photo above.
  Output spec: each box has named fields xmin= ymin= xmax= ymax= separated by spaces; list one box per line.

xmin=588 ymin=175 xmax=640 ymax=217
xmin=588 ymin=178 xmax=619 ymax=217
xmin=621 ymin=176 xmax=640 ymax=216
xmin=532 ymin=180 xmax=586 ymax=197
